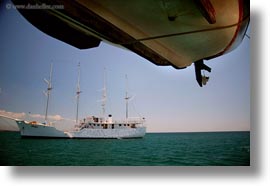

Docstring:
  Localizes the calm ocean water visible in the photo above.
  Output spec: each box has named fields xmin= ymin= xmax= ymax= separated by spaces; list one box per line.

xmin=0 ymin=131 xmax=250 ymax=166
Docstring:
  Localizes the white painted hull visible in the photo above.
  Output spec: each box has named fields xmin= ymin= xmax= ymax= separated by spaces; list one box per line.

xmin=0 ymin=115 xmax=19 ymax=131
xmin=68 ymin=127 xmax=146 ymax=139
xmin=16 ymin=120 xmax=146 ymax=139
xmin=16 ymin=120 xmax=69 ymax=138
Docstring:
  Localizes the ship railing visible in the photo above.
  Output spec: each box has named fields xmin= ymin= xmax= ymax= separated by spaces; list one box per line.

xmin=81 ymin=117 xmax=146 ymax=126
xmin=114 ymin=117 xmax=145 ymax=125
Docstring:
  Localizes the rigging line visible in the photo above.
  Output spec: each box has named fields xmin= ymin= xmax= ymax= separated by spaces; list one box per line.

xmin=50 ymin=6 xmax=249 ymax=47
xmin=49 ymin=8 xmax=112 ymax=43
xmin=130 ymin=98 xmax=142 ymax=118
xmin=245 ymin=34 xmax=250 ymax=39
xmin=119 ymin=15 xmax=250 ymax=45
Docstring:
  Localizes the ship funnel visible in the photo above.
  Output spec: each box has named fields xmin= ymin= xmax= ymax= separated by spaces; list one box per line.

xmin=108 ymin=114 xmax=113 ymax=124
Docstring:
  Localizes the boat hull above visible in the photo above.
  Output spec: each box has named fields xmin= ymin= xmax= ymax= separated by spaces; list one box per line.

xmin=12 ymin=0 xmax=249 ymax=68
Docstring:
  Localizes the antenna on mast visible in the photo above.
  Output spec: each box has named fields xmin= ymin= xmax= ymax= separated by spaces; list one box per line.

xmin=44 ymin=63 xmax=53 ymax=124
xmin=76 ymin=62 xmax=82 ymax=124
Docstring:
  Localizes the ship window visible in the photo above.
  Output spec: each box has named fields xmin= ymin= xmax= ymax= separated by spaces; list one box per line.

xmin=124 ymin=124 xmax=126 ymax=126
xmin=127 ymin=124 xmax=130 ymax=126
xmin=119 ymin=124 xmax=121 ymax=126
xmin=93 ymin=124 xmax=96 ymax=126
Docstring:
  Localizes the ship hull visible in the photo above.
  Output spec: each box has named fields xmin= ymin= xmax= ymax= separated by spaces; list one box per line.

xmin=12 ymin=0 xmax=249 ymax=68
xmin=16 ymin=120 xmax=146 ymax=139
xmin=0 ymin=115 xmax=19 ymax=131
xmin=16 ymin=120 xmax=69 ymax=138
xmin=68 ymin=127 xmax=146 ymax=139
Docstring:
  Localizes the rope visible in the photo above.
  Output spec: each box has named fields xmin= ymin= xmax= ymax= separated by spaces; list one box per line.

xmin=245 ymin=34 xmax=250 ymax=39
xmin=119 ymin=15 xmax=250 ymax=45
xmin=131 ymin=99 xmax=143 ymax=118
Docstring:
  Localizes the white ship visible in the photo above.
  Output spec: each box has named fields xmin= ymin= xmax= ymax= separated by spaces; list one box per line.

xmin=16 ymin=64 xmax=146 ymax=139
xmin=66 ymin=115 xmax=145 ymax=139
xmin=16 ymin=64 xmax=69 ymax=138
xmin=16 ymin=116 xmax=146 ymax=139
xmin=16 ymin=120 xmax=69 ymax=138
xmin=68 ymin=67 xmax=146 ymax=139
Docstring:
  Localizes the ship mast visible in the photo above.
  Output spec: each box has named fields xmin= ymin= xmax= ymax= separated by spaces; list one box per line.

xmin=101 ymin=68 xmax=107 ymax=121
xmin=76 ymin=63 xmax=82 ymax=124
xmin=44 ymin=63 xmax=53 ymax=124
xmin=125 ymin=75 xmax=130 ymax=123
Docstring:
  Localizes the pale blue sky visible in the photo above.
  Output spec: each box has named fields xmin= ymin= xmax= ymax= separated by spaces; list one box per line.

xmin=0 ymin=1 xmax=250 ymax=132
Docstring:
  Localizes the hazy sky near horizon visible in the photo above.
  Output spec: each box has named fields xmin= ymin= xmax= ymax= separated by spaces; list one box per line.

xmin=0 ymin=1 xmax=250 ymax=132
